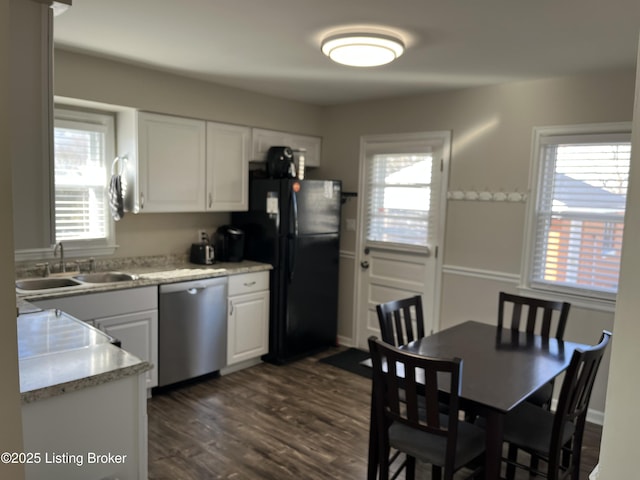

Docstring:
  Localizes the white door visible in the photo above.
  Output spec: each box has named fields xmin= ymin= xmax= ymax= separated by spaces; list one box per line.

xmin=355 ymin=132 xmax=450 ymax=349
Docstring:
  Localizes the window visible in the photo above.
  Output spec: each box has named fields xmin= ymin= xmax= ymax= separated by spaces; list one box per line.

xmin=363 ymin=133 xmax=447 ymax=251
xmin=53 ymin=108 xmax=116 ymax=254
xmin=524 ymin=123 xmax=632 ymax=303
xmin=367 ymin=152 xmax=434 ymax=247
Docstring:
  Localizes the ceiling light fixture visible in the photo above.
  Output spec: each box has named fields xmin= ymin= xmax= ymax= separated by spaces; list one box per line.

xmin=321 ymin=32 xmax=405 ymax=67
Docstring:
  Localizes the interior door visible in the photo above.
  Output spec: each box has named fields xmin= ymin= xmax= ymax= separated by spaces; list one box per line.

xmin=355 ymin=132 xmax=450 ymax=349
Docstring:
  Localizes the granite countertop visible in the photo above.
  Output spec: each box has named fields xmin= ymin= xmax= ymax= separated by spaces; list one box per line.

xmin=16 ymin=258 xmax=272 ymax=302
xmin=14 ymin=256 xmax=272 ymax=403
xmin=18 ymin=309 xmax=152 ymax=404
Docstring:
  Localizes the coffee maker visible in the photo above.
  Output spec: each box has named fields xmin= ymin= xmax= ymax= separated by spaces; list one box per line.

xmin=214 ymin=225 xmax=245 ymax=262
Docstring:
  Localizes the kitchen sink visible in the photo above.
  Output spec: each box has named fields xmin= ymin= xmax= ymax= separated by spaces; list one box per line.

xmin=16 ymin=277 xmax=82 ymax=291
xmin=72 ymin=272 xmax=138 ymax=284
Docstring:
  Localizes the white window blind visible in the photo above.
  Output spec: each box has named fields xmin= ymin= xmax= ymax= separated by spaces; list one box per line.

xmin=366 ymin=152 xmax=436 ymax=247
xmin=530 ymin=130 xmax=631 ymax=298
xmin=53 ymin=109 xmax=114 ymax=245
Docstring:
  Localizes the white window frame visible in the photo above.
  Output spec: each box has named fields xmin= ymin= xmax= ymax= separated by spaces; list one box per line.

xmin=521 ymin=122 xmax=632 ymax=311
xmin=361 ymin=132 xmax=448 ymax=256
xmin=52 ymin=107 xmax=117 ymax=257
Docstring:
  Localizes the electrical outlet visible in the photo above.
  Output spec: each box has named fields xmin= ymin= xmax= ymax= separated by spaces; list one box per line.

xmin=197 ymin=230 xmax=209 ymax=244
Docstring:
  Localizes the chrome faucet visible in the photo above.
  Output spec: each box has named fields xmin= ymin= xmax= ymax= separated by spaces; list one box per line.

xmin=53 ymin=242 xmax=65 ymax=273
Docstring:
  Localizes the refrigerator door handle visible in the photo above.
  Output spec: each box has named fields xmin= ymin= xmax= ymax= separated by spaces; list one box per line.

xmin=288 ymin=189 xmax=299 ymax=282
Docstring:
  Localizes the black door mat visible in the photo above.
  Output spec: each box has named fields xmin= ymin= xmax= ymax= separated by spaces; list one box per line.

xmin=319 ymin=348 xmax=372 ymax=379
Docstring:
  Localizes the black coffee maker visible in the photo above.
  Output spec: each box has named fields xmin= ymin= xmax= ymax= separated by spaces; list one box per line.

xmin=214 ymin=225 xmax=245 ymax=262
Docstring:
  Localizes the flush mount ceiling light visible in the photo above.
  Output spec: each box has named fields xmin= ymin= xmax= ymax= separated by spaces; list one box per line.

xmin=321 ymin=32 xmax=405 ymax=67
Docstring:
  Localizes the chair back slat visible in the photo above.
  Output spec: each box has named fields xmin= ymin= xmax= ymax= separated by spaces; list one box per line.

xmin=498 ymin=292 xmax=571 ymax=340
xmin=376 ymin=296 xmax=426 ymax=347
xmin=368 ymin=336 xmax=462 ymax=443
xmin=548 ymin=331 xmax=611 ymax=477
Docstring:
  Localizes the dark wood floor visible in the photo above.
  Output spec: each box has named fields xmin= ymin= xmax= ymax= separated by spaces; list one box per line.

xmin=147 ymin=347 xmax=601 ymax=479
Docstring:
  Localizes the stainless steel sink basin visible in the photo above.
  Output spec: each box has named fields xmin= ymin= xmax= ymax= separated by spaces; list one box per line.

xmin=73 ymin=272 xmax=138 ymax=284
xmin=16 ymin=277 xmax=82 ymax=291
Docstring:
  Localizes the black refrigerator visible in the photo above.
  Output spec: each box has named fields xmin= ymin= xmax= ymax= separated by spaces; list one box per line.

xmin=232 ymin=178 xmax=342 ymax=364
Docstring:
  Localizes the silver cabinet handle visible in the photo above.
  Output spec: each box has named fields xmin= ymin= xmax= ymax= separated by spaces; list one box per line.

xmin=229 ymin=300 xmax=234 ymax=315
xmin=208 ymin=192 xmax=213 ymax=208
xmin=140 ymin=192 xmax=145 ymax=210
xmin=243 ymin=281 xmax=256 ymax=287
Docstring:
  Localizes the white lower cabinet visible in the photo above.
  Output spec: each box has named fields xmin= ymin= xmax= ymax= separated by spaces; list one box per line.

xmin=227 ymin=271 xmax=269 ymax=366
xmin=32 ymin=286 xmax=159 ymax=389
xmin=95 ymin=310 xmax=159 ymax=389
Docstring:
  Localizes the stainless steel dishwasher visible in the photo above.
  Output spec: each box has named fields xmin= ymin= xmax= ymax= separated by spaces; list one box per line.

xmin=158 ymin=276 xmax=227 ymax=387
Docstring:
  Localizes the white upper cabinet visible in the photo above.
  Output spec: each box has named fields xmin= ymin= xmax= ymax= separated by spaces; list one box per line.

xmin=251 ymin=128 xmax=322 ymax=167
xmin=133 ymin=112 xmax=251 ymax=212
xmin=206 ymin=122 xmax=250 ymax=212
xmin=137 ymin=112 xmax=207 ymax=212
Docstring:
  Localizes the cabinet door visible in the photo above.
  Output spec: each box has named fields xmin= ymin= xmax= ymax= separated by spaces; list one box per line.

xmin=251 ymin=128 xmax=322 ymax=168
xmin=138 ymin=112 xmax=206 ymax=212
xmin=290 ymin=133 xmax=322 ymax=168
xmin=227 ymin=291 xmax=269 ymax=365
xmin=251 ymin=128 xmax=289 ymax=161
xmin=206 ymin=122 xmax=250 ymax=211
xmin=96 ymin=310 xmax=159 ymax=389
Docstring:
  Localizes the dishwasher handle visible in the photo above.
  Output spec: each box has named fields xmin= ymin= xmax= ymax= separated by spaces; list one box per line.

xmin=159 ymin=276 xmax=228 ymax=294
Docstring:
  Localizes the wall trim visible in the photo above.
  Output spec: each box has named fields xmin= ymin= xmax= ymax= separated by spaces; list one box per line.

xmin=442 ymin=264 xmax=520 ymax=284
xmin=443 ymin=264 xmax=616 ymax=312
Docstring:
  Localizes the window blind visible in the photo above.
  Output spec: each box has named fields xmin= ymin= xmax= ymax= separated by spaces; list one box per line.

xmin=366 ymin=152 xmax=437 ymax=247
xmin=53 ymin=119 xmax=109 ymax=242
xmin=531 ymin=139 xmax=631 ymax=296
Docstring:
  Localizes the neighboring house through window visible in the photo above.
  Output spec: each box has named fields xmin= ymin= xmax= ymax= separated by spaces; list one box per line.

xmin=523 ymin=122 xmax=631 ymax=306
xmin=53 ymin=108 xmax=117 ymax=256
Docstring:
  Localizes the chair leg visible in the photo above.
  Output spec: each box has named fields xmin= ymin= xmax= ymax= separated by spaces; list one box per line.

xmin=379 ymin=445 xmax=390 ymax=480
xmin=530 ymin=454 xmax=540 ymax=477
xmin=431 ymin=464 xmax=442 ymax=480
xmin=506 ymin=444 xmax=518 ymax=480
xmin=405 ymin=455 xmax=416 ymax=480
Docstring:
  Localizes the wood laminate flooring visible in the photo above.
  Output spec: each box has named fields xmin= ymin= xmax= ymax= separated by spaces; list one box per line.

xmin=147 ymin=347 xmax=601 ymax=479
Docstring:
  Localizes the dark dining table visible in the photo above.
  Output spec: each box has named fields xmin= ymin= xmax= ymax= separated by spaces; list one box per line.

xmin=367 ymin=320 xmax=590 ymax=480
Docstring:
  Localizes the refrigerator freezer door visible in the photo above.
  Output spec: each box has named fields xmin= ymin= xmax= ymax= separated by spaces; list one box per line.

xmin=288 ymin=179 xmax=341 ymax=235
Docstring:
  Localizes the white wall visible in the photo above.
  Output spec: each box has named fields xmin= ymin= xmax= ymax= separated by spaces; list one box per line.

xmin=42 ymin=49 xmax=325 ymax=259
xmin=596 ymin=38 xmax=640 ymax=479
xmin=1 ymin=1 xmax=26 ymax=479
xmin=320 ymin=69 xmax=636 ymax=417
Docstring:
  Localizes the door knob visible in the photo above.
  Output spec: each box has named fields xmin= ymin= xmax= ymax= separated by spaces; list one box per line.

xmin=360 ymin=261 xmax=370 ymax=269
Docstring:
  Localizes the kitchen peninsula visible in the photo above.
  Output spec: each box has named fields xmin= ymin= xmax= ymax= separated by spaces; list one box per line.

xmin=15 ymin=256 xmax=272 ymax=479
xmin=17 ymin=306 xmax=151 ymax=480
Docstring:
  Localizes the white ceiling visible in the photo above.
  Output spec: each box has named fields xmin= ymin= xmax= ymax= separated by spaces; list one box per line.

xmin=53 ymin=0 xmax=640 ymax=106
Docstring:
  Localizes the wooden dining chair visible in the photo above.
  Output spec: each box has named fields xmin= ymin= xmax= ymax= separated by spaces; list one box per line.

xmin=376 ymin=295 xmax=426 ymax=347
xmin=498 ymin=292 xmax=571 ymax=408
xmin=368 ymin=336 xmax=485 ymax=480
xmin=502 ymin=330 xmax=611 ymax=480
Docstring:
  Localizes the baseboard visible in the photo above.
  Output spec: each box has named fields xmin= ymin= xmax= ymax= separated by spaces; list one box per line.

xmin=337 ymin=336 xmax=355 ymax=348
xmin=220 ymin=357 xmax=262 ymax=375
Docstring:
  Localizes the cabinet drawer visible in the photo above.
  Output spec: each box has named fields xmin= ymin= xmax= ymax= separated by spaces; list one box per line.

xmin=32 ymin=286 xmax=158 ymax=321
xmin=228 ymin=271 xmax=269 ymax=296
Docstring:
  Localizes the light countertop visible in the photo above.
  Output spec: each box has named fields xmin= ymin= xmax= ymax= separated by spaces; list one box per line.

xmin=18 ymin=309 xmax=151 ymax=404
xmin=16 ymin=259 xmax=272 ymax=303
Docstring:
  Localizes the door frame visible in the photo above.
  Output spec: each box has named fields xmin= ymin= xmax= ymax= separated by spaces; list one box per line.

xmin=352 ymin=131 xmax=451 ymax=348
